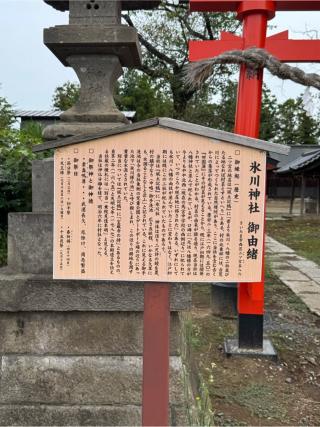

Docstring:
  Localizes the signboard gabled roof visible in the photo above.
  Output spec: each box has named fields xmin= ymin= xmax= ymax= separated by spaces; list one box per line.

xmin=33 ymin=117 xmax=290 ymax=155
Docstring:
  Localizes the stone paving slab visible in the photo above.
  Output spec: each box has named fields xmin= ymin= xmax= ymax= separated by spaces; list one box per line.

xmin=272 ymin=270 xmax=309 ymax=282
xmin=287 ymin=259 xmax=319 ymax=270
xmin=267 ymin=236 xmax=320 ymax=317
xmin=281 ymin=280 xmax=319 ymax=295
xmin=265 ymin=236 xmax=295 ymax=254
xmin=270 ymin=261 xmax=292 ymax=270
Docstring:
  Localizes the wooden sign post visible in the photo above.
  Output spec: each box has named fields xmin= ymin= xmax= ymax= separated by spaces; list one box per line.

xmin=189 ymin=0 xmax=320 ymax=351
xmin=34 ymin=118 xmax=288 ymax=426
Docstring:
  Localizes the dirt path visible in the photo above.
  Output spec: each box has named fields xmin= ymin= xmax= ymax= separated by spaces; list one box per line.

xmin=190 ymin=268 xmax=320 ymax=426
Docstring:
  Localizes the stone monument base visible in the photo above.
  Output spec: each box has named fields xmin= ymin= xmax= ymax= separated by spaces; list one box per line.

xmin=0 ymin=158 xmax=192 ymax=425
xmin=0 ymin=270 xmax=190 ymax=426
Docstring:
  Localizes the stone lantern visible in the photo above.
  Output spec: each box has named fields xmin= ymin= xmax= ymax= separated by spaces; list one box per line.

xmin=43 ymin=0 xmax=159 ymax=140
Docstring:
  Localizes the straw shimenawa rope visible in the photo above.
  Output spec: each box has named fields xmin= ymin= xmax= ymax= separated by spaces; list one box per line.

xmin=185 ymin=47 xmax=320 ymax=90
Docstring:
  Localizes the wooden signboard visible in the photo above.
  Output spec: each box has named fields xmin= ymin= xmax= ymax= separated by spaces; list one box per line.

xmin=53 ymin=123 xmax=269 ymax=282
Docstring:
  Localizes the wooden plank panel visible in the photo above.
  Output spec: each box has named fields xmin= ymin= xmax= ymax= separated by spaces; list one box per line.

xmin=54 ymin=127 xmax=266 ymax=283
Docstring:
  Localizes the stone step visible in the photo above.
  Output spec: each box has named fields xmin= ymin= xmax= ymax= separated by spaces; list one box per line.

xmin=0 ymin=270 xmax=192 ymax=312
xmin=0 ymin=404 xmax=187 ymax=426
xmin=0 ymin=311 xmax=182 ymax=356
xmin=0 ymin=405 xmax=141 ymax=426
xmin=0 ymin=356 xmax=185 ymax=406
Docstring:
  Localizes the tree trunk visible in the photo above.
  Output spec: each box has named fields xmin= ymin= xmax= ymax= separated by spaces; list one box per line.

xmin=171 ymin=71 xmax=195 ymax=120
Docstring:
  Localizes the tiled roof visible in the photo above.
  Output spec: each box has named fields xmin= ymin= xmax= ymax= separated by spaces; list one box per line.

xmin=277 ymin=148 xmax=320 ymax=174
xmin=14 ymin=110 xmax=136 ymax=119
xmin=15 ymin=110 xmax=62 ymax=118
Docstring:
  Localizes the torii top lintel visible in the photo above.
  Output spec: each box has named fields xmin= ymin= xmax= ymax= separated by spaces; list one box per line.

xmin=190 ymin=0 xmax=320 ymax=19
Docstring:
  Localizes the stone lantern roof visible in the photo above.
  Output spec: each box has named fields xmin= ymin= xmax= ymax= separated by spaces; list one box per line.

xmin=44 ymin=0 xmax=160 ymax=11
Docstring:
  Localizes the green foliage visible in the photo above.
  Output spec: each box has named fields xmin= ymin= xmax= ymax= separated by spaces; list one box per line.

xmin=50 ymin=1 xmax=320 ymax=144
xmin=193 ymin=380 xmax=215 ymax=426
xmin=124 ymin=1 xmax=239 ymax=118
xmin=0 ymin=95 xmax=45 ymax=236
xmin=21 ymin=120 xmax=44 ymax=139
xmin=116 ymin=70 xmax=172 ymax=120
xmin=260 ymin=86 xmax=279 ymax=141
xmin=0 ymin=128 xmax=43 ymax=227
xmin=185 ymin=317 xmax=202 ymax=350
xmin=184 ymin=81 xmax=284 ymax=141
xmin=274 ymin=97 xmax=320 ymax=145
xmin=52 ymin=81 xmax=80 ymax=111
xmin=0 ymin=96 xmax=15 ymax=129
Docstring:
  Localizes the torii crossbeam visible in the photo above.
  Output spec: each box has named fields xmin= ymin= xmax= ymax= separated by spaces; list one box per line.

xmin=189 ymin=0 xmax=320 ymax=353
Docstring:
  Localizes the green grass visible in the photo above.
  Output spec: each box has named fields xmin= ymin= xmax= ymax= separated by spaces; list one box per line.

xmin=185 ymin=317 xmax=203 ymax=350
xmin=267 ymin=218 xmax=320 ymax=265
xmin=229 ymin=383 xmax=287 ymax=421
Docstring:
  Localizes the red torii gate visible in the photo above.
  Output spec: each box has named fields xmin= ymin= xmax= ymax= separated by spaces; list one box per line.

xmin=189 ymin=0 xmax=320 ymax=352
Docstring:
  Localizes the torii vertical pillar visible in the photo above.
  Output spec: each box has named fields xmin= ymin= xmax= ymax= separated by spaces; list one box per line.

xmin=189 ymin=0 xmax=320 ymax=353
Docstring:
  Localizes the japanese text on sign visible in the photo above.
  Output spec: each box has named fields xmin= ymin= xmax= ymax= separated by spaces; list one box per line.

xmin=54 ymin=128 xmax=266 ymax=282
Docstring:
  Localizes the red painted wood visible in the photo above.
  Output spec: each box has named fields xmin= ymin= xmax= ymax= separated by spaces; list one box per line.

xmin=190 ymin=32 xmax=320 ymax=63
xmin=189 ymin=39 xmax=243 ymax=61
xmin=190 ymin=0 xmax=320 ymax=13
xmin=233 ymin=11 xmax=268 ymax=315
xmin=188 ymin=0 xmax=320 ymax=315
xmin=142 ymin=283 xmax=170 ymax=426
xmin=234 ymin=13 xmax=267 ymax=136
xmin=266 ymin=39 xmax=320 ymax=62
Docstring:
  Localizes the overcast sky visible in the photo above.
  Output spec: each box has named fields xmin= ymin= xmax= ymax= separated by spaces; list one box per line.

xmin=1 ymin=1 xmax=320 ymax=111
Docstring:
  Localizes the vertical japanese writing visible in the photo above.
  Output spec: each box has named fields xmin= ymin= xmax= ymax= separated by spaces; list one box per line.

xmin=103 ymin=149 xmax=109 ymax=258
xmin=247 ymin=160 xmax=262 ymax=262
xmin=205 ymin=151 xmax=213 ymax=277
xmin=109 ymin=149 xmax=116 ymax=274
xmin=128 ymin=149 xmax=135 ymax=274
xmin=55 ymin=137 xmax=265 ymax=282
xmin=218 ymin=151 xmax=226 ymax=277
xmin=167 ymin=150 xmax=174 ymax=275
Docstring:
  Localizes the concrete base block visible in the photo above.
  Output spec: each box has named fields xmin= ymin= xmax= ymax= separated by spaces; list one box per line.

xmin=211 ymin=283 xmax=237 ymax=319
xmin=8 ymin=213 xmax=53 ymax=274
xmin=32 ymin=159 xmax=54 ymax=213
xmin=0 ymin=356 xmax=185 ymax=405
xmin=0 ymin=311 xmax=181 ymax=355
xmin=0 ymin=270 xmax=192 ymax=312
xmin=0 ymin=404 xmax=187 ymax=426
xmin=224 ymin=338 xmax=277 ymax=360
xmin=0 ymin=405 xmax=141 ymax=426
